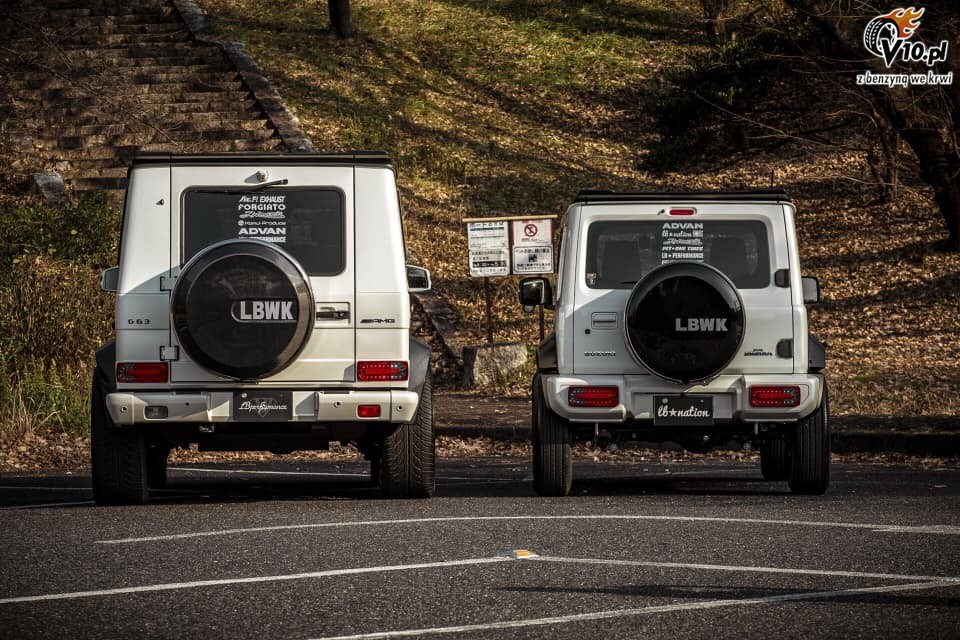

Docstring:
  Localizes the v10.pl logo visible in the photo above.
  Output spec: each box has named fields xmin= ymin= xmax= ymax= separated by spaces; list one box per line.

xmin=863 ymin=7 xmax=948 ymax=68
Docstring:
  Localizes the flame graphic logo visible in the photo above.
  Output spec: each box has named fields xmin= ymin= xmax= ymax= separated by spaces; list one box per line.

xmin=878 ymin=7 xmax=924 ymax=39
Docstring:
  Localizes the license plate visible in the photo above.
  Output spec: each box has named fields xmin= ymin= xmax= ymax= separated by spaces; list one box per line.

xmin=653 ymin=395 xmax=713 ymax=426
xmin=234 ymin=390 xmax=292 ymax=421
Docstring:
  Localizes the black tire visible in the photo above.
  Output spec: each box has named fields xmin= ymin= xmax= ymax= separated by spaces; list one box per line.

xmin=147 ymin=444 xmax=169 ymax=489
xmin=863 ymin=17 xmax=899 ymax=57
xmin=380 ymin=374 xmax=435 ymax=499
xmin=788 ymin=383 xmax=830 ymax=495
xmin=90 ymin=371 xmax=150 ymax=505
xmin=760 ymin=438 xmax=790 ymax=481
xmin=532 ymin=376 xmax=573 ymax=497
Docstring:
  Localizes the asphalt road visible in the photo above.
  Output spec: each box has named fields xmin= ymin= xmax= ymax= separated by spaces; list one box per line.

xmin=1 ymin=457 xmax=959 ymax=639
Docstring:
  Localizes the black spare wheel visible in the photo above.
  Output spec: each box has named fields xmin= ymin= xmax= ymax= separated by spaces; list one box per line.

xmin=625 ymin=262 xmax=745 ymax=384
xmin=172 ymin=240 xmax=314 ymax=380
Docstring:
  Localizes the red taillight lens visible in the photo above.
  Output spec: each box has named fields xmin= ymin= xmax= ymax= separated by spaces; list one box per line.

xmin=669 ymin=208 xmax=696 ymax=216
xmin=568 ymin=386 xmax=619 ymax=408
xmin=357 ymin=361 xmax=409 ymax=382
xmin=116 ymin=362 xmax=169 ymax=384
xmin=750 ymin=385 xmax=801 ymax=407
xmin=357 ymin=404 xmax=382 ymax=418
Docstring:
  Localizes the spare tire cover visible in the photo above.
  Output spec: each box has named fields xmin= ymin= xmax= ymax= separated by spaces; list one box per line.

xmin=172 ymin=240 xmax=314 ymax=380
xmin=624 ymin=262 xmax=744 ymax=384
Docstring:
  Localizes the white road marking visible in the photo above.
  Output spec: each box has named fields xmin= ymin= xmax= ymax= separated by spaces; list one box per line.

xmin=0 ymin=556 xmax=509 ymax=605
xmin=530 ymin=556 xmax=960 ymax=584
xmin=0 ymin=486 xmax=91 ymax=491
xmin=168 ymin=467 xmax=371 ymax=478
xmin=310 ymin=580 xmax=960 ymax=640
xmin=96 ymin=514 xmax=960 ymax=545
xmin=167 ymin=467 xmax=511 ymax=483
xmin=1 ymin=500 xmax=95 ymax=510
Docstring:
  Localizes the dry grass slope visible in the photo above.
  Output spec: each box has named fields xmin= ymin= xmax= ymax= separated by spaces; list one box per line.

xmin=111 ymin=1 xmax=960 ymax=419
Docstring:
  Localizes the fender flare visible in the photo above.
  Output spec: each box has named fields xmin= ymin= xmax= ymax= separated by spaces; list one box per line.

xmin=408 ymin=337 xmax=431 ymax=398
xmin=95 ymin=341 xmax=117 ymax=392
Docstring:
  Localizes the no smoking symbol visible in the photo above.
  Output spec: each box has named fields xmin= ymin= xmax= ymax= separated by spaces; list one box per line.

xmin=524 ymin=223 xmax=538 ymax=237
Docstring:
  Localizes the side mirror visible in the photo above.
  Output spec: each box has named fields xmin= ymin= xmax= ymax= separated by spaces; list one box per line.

xmin=406 ymin=265 xmax=431 ymax=293
xmin=519 ymin=277 xmax=553 ymax=313
xmin=801 ymin=276 xmax=820 ymax=304
xmin=100 ymin=266 xmax=119 ymax=293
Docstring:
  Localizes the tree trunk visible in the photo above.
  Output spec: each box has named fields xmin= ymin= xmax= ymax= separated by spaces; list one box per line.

xmin=328 ymin=0 xmax=355 ymax=38
xmin=899 ymin=128 xmax=960 ymax=250
xmin=700 ymin=0 xmax=728 ymax=42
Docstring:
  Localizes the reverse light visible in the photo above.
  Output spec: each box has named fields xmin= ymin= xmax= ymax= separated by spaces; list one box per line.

xmin=750 ymin=385 xmax=801 ymax=408
xmin=669 ymin=208 xmax=696 ymax=216
xmin=357 ymin=361 xmax=409 ymax=382
xmin=357 ymin=404 xmax=382 ymax=418
xmin=568 ymin=386 xmax=619 ymax=408
xmin=116 ymin=362 xmax=169 ymax=384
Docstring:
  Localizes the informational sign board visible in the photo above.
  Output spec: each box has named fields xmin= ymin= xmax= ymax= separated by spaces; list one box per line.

xmin=467 ymin=221 xmax=510 ymax=277
xmin=465 ymin=217 xmax=555 ymax=277
xmin=511 ymin=219 xmax=553 ymax=274
xmin=513 ymin=245 xmax=553 ymax=274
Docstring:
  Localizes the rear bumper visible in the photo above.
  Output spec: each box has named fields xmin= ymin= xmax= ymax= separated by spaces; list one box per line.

xmin=105 ymin=389 xmax=420 ymax=426
xmin=541 ymin=373 xmax=824 ymax=424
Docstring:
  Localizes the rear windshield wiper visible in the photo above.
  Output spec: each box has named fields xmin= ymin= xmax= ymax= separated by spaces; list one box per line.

xmin=249 ymin=179 xmax=289 ymax=191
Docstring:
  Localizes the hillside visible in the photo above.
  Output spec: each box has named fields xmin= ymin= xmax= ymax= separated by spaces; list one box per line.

xmin=189 ymin=0 xmax=959 ymax=419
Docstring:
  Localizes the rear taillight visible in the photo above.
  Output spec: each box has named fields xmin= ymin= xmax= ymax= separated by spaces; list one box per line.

xmin=116 ymin=362 xmax=169 ymax=384
xmin=357 ymin=361 xmax=409 ymax=382
xmin=750 ymin=385 xmax=801 ymax=407
xmin=568 ymin=386 xmax=619 ymax=408
xmin=669 ymin=208 xmax=696 ymax=216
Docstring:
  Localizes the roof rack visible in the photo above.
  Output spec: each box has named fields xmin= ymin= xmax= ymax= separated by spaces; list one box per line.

xmin=573 ymin=189 xmax=791 ymax=204
xmin=132 ymin=150 xmax=393 ymax=166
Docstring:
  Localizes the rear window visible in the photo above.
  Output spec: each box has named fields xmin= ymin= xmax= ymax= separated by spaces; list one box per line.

xmin=585 ymin=219 xmax=770 ymax=289
xmin=182 ymin=188 xmax=344 ymax=276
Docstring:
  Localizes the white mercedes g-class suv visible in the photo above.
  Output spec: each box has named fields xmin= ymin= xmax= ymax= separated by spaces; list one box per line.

xmin=93 ymin=151 xmax=435 ymax=504
xmin=520 ymin=190 xmax=828 ymax=496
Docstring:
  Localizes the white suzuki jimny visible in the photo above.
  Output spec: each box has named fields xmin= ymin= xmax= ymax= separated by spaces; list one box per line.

xmin=93 ymin=152 xmax=434 ymax=504
xmin=520 ymin=190 xmax=827 ymax=496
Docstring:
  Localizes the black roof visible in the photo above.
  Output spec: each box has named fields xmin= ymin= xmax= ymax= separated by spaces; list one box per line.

xmin=573 ymin=189 xmax=791 ymax=204
xmin=132 ymin=150 xmax=392 ymax=166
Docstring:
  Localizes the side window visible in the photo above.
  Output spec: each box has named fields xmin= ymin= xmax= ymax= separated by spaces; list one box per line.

xmin=585 ymin=220 xmax=770 ymax=289
xmin=182 ymin=188 xmax=344 ymax=276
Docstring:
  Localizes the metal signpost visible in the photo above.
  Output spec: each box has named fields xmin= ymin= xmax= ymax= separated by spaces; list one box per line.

xmin=464 ymin=215 xmax=556 ymax=343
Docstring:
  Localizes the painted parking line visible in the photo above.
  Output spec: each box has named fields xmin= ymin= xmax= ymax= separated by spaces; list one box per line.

xmin=529 ymin=555 xmax=960 ymax=584
xmin=310 ymin=580 xmax=960 ymax=640
xmin=0 ymin=556 xmax=510 ymax=605
xmin=168 ymin=467 xmax=371 ymax=479
xmin=96 ymin=514 xmax=960 ymax=545
xmin=0 ymin=486 xmax=91 ymax=491
xmin=2 ymin=500 xmax=96 ymax=510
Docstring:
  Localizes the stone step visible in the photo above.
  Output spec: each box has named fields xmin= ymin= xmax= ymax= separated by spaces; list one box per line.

xmin=39 ymin=20 xmax=186 ymax=36
xmin=21 ymin=86 xmax=251 ymax=107
xmin=44 ymin=30 xmax=192 ymax=47
xmin=38 ymin=98 xmax=261 ymax=117
xmin=56 ymin=44 xmax=223 ymax=60
xmin=42 ymin=106 xmax=266 ymax=126
xmin=49 ymin=116 xmax=272 ymax=138
xmin=46 ymin=128 xmax=276 ymax=150
xmin=12 ymin=73 xmax=243 ymax=93
xmin=43 ymin=135 xmax=282 ymax=164
xmin=68 ymin=176 xmax=128 ymax=191
xmin=36 ymin=12 xmax=183 ymax=28
xmin=36 ymin=6 xmax=177 ymax=20
xmin=11 ymin=69 xmax=240 ymax=91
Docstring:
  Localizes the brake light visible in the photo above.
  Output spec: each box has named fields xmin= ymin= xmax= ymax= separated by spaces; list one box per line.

xmin=750 ymin=385 xmax=801 ymax=407
xmin=669 ymin=208 xmax=696 ymax=216
xmin=357 ymin=361 xmax=408 ymax=381
xmin=116 ymin=362 xmax=169 ymax=384
xmin=357 ymin=404 xmax=382 ymax=418
xmin=568 ymin=386 xmax=619 ymax=407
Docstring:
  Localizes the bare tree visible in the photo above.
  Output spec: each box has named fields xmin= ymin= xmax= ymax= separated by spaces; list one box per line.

xmin=784 ymin=1 xmax=960 ymax=249
xmin=328 ymin=0 xmax=355 ymax=38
